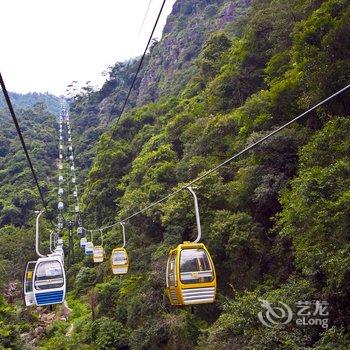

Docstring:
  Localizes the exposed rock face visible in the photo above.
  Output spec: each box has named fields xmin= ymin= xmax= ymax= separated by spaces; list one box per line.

xmin=4 ymin=281 xmax=20 ymax=303
xmin=69 ymin=0 xmax=252 ymax=161
xmin=136 ymin=0 xmax=252 ymax=105
xmin=20 ymin=302 xmax=71 ymax=348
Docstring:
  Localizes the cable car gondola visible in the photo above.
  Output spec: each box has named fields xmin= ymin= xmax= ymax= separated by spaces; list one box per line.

xmin=93 ymin=246 xmax=104 ymax=263
xmin=85 ymin=241 xmax=94 ymax=255
xmin=49 ymin=251 xmax=64 ymax=264
xmin=77 ymin=226 xmax=83 ymax=237
xmin=111 ymin=249 xmax=129 ymax=274
xmin=32 ymin=256 xmax=66 ymax=306
xmin=80 ymin=237 xmax=87 ymax=248
xmin=166 ymin=187 xmax=216 ymax=306
xmin=93 ymin=229 xmax=104 ymax=263
xmin=111 ymin=222 xmax=129 ymax=274
xmin=23 ymin=210 xmax=66 ymax=307
xmin=23 ymin=261 xmax=37 ymax=306
xmin=55 ymin=244 xmax=64 ymax=256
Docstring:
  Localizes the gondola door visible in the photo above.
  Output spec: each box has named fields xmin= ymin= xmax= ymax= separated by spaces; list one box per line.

xmin=23 ymin=261 xmax=37 ymax=306
xmin=166 ymin=252 xmax=180 ymax=305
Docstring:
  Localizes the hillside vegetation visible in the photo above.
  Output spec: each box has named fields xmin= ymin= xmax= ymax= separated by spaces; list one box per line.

xmin=0 ymin=103 xmax=58 ymax=348
xmin=0 ymin=0 xmax=349 ymax=349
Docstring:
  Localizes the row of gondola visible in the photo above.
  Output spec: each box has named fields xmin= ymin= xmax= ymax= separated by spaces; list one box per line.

xmin=81 ymin=223 xmax=129 ymax=274
xmin=23 ymin=103 xmax=71 ymax=307
xmin=23 ymin=103 xmax=217 ymax=308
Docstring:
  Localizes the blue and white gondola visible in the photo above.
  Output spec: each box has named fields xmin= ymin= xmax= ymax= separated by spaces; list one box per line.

xmin=32 ymin=256 xmax=66 ymax=306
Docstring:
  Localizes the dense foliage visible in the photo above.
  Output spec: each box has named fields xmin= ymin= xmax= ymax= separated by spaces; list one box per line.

xmin=0 ymin=104 xmax=58 ymax=227
xmin=0 ymin=103 xmax=60 ymax=349
xmin=0 ymin=0 xmax=349 ymax=349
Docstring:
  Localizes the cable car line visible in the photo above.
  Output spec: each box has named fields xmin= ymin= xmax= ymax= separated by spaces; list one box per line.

xmin=106 ymin=0 xmax=167 ymax=147
xmin=0 ymin=73 xmax=48 ymax=210
xmin=106 ymin=0 xmax=154 ymax=127
xmin=5 ymin=4 xmax=346 ymax=307
xmin=138 ymin=0 xmax=153 ymax=39
xmin=1 ymin=74 xmax=59 ymax=234
xmin=13 ymin=0 xmax=207 ymax=308
xmin=106 ymin=0 xmax=165 ymax=128
xmin=57 ymin=104 xmax=83 ymax=236
xmin=82 ymin=83 xmax=350 ymax=233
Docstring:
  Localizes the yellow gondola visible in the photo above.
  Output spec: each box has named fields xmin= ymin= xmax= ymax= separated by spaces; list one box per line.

xmin=110 ymin=222 xmax=129 ymax=275
xmin=93 ymin=245 xmax=104 ymax=263
xmin=93 ymin=229 xmax=104 ymax=263
xmin=111 ymin=248 xmax=129 ymax=274
xmin=166 ymin=187 xmax=216 ymax=306
xmin=166 ymin=242 xmax=216 ymax=305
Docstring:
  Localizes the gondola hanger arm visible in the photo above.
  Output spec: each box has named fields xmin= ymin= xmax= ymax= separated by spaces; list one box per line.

xmin=99 ymin=228 xmax=104 ymax=246
xmin=120 ymin=222 xmax=126 ymax=248
xmin=35 ymin=210 xmax=46 ymax=258
xmin=187 ymin=187 xmax=202 ymax=243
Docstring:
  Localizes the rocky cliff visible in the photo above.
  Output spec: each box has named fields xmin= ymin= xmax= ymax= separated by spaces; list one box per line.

xmin=136 ymin=0 xmax=252 ymax=104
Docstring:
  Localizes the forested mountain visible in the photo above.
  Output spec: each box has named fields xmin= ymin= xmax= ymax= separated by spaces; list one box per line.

xmin=68 ymin=0 xmax=251 ymax=173
xmin=0 ymin=0 xmax=349 ymax=349
xmin=0 ymin=105 xmax=58 ymax=227
xmin=0 ymin=104 xmax=58 ymax=348
xmin=0 ymin=91 xmax=60 ymax=115
xmin=136 ymin=0 xmax=252 ymax=105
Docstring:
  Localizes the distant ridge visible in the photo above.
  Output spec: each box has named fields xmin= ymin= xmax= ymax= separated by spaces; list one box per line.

xmin=0 ymin=91 xmax=60 ymax=115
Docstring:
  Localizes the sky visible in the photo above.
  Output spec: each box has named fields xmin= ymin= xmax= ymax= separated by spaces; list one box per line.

xmin=0 ymin=0 xmax=176 ymax=96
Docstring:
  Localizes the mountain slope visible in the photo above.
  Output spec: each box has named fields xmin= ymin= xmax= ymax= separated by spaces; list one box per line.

xmin=136 ymin=0 xmax=252 ymax=105
xmin=42 ymin=0 xmax=350 ymax=348
xmin=0 ymin=0 xmax=349 ymax=349
xmin=67 ymin=0 xmax=252 ymax=178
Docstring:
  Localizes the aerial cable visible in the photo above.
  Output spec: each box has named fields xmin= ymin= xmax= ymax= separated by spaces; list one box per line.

xmin=138 ymin=0 xmax=153 ymax=39
xmin=105 ymin=0 xmax=155 ymax=127
xmin=81 ymin=0 xmax=167 ymax=226
xmin=0 ymin=72 xmax=48 ymax=210
xmin=60 ymin=106 xmax=82 ymax=226
xmin=106 ymin=0 xmax=167 ymax=146
xmin=83 ymin=83 xmax=350 ymax=233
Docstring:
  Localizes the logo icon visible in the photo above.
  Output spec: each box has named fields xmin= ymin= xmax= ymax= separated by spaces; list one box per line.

xmin=258 ymin=298 xmax=293 ymax=327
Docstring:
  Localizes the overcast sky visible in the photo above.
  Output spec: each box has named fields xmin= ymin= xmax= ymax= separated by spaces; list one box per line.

xmin=0 ymin=0 xmax=176 ymax=96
